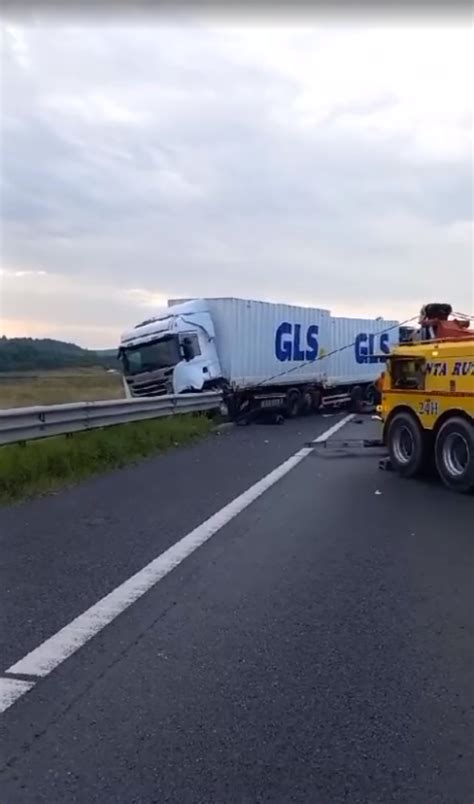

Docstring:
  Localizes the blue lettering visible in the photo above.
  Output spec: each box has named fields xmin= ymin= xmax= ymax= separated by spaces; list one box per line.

xmin=452 ymin=361 xmax=474 ymax=376
xmin=275 ymin=322 xmax=320 ymax=362
xmin=293 ymin=324 xmax=305 ymax=361
xmin=275 ymin=321 xmax=292 ymax=361
xmin=430 ymin=362 xmax=448 ymax=376
xmin=380 ymin=333 xmax=390 ymax=355
xmin=356 ymin=331 xmax=391 ymax=364
xmin=355 ymin=333 xmax=368 ymax=365
xmin=367 ymin=334 xmax=375 ymax=364
xmin=306 ymin=325 xmax=319 ymax=361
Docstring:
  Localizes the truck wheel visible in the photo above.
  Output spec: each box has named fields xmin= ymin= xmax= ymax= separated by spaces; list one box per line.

xmin=234 ymin=397 xmax=252 ymax=426
xmin=285 ymin=390 xmax=301 ymax=418
xmin=350 ymin=385 xmax=363 ymax=413
xmin=311 ymin=389 xmax=322 ymax=414
xmin=365 ymin=383 xmax=379 ymax=408
xmin=386 ymin=411 xmax=426 ymax=478
xmin=300 ymin=390 xmax=313 ymax=416
xmin=434 ymin=417 xmax=474 ymax=493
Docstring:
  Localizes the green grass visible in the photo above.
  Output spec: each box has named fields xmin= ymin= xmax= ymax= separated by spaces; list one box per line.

xmin=0 ymin=414 xmax=213 ymax=504
xmin=0 ymin=367 xmax=124 ymax=409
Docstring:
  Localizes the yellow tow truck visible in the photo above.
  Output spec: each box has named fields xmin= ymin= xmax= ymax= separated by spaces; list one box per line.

xmin=379 ymin=304 xmax=474 ymax=493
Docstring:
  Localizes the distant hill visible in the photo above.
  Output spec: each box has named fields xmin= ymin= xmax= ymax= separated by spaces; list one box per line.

xmin=0 ymin=336 xmax=118 ymax=373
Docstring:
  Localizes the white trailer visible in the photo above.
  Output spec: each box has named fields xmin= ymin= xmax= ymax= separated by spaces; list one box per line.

xmin=118 ymin=297 xmax=399 ymax=419
xmin=323 ymin=316 xmax=399 ymax=408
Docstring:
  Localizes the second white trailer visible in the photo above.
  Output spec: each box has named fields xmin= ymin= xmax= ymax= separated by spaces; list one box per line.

xmin=326 ymin=316 xmax=399 ymax=385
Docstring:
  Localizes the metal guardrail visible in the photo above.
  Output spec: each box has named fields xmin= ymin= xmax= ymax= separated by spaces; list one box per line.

xmin=0 ymin=392 xmax=223 ymax=446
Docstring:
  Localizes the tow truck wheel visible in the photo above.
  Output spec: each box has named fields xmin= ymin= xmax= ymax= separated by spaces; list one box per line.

xmin=434 ymin=417 xmax=474 ymax=493
xmin=386 ymin=411 xmax=426 ymax=478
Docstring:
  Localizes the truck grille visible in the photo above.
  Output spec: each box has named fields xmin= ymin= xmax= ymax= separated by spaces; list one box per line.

xmin=127 ymin=371 xmax=172 ymax=397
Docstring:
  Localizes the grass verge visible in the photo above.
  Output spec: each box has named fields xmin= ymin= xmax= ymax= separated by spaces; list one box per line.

xmin=0 ymin=368 xmax=124 ymax=409
xmin=0 ymin=414 xmax=213 ymax=504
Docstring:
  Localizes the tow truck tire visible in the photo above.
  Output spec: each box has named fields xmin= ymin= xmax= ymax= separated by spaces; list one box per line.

xmin=434 ymin=417 xmax=474 ymax=493
xmin=386 ymin=411 xmax=426 ymax=478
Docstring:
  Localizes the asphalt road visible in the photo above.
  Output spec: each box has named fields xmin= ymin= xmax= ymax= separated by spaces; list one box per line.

xmin=1 ymin=413 xmax=473 ymax=803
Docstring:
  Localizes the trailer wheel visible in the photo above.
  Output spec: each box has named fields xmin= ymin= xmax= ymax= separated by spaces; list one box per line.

xmin=350 ymin=385 xmax=363 ymax=413
xmin=386 ymin=411 xmax=426 ymax=478
xmin=311 ymin=389 xmax=322 ymax=414
xmin=285 ymin=389 xmax=301 ymax=418
xmin=434 ymin=417 xmax=474 ymax=493
xmin=300 ymin=390 xmax=313 ymax=416
xmin=365 ymin=383 xmax=379 ymax=408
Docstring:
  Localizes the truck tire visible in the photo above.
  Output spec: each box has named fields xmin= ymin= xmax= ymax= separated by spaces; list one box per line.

xmin=365 ymin=383 xmax=379 ymax=408
xmin=233 ymin=396 xmax=251 ymax=426
xmin=434 ymin=417 xmax=474 ymax=493
xmin=386 ymin=411 xmax=426 ymax=478
xmin=299 ymin=390 xmax=313 ymax=416
xmin=285 ymin=389 xmax=301 ymax=418
xmin=350 ymin=385 xmax=363 ymax=413
xmin=311 ymin=389 xmax=322 ymax=414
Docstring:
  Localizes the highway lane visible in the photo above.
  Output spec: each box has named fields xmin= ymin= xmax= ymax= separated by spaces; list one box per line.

xmin=1 ymin=415 xmax=473 ymax=803
xmin=0 ymin=414 xmax=342 ymax=670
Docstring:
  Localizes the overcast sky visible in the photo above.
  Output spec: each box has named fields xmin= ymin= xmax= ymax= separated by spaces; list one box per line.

xmin=1 ymin=12 xmax=473 ymax=347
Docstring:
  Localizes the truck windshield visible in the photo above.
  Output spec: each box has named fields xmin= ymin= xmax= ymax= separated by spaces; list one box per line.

xmin=120 ymin=335 xmax=180 ymax=376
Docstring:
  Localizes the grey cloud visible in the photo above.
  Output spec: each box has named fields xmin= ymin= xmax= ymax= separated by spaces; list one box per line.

xmin=1 ymin=20 xmax=472 ymax=346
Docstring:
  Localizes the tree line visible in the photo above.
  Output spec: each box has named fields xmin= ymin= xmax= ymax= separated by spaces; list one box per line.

xmin=0 ymin=336 xmax=118 ymax=373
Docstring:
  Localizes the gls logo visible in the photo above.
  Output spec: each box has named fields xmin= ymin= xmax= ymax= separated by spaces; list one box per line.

xmin=275 ymin=322 xmax=319 ymax=362
xmin=355 ymin=332 xmax=390 ymax=364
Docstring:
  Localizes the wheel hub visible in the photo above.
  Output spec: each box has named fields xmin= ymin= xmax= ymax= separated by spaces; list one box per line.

xmin=442 ymin=432 xmax=469 ymax=477
xmin=393 ymin=425 xmax=414 ymax=464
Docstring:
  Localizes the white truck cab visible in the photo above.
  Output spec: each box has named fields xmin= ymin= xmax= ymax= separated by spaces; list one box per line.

xmin=118 ymin=299 xmax=222 ymax=398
